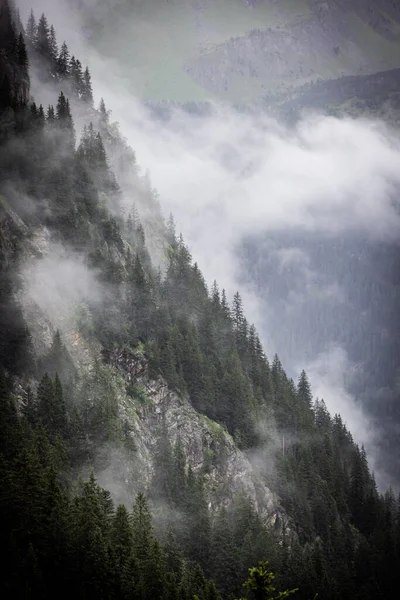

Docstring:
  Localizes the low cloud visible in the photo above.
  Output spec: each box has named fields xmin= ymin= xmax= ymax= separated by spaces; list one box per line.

xmin=20 ymin=241 xmax=102 ymax=335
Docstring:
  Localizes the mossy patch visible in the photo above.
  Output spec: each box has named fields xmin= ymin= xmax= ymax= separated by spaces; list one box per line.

xmin=200 ymin=414 xmax=233 ymax=443
xmin=126 ymin=382 xmax=152 ymax=406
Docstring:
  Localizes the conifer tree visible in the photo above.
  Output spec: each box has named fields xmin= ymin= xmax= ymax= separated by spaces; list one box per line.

xmin=221 ymin=289 xmax=231 ymax=322
xmin=45 ymin=104 xmax=53 ymax=120
xmin=111 ymin=504 xmax=134 ymax=569
xmin=35 ymin=13 xmax=51 ymax=59
xmin=49 ymin=24 xmax=58 ymax=63
xmin=17 ymin=32 xmax=28 ymax=74
xmin=0 ymin=368 xmax=22 ymax=459
xmin=131 ymin=492 xmax=166 ymax=600
xmin=70 ymin=56 xmax=83 ymax=97
xmin=82 ymin=65 xmax=93 ymax=105
xmin=239 ymin=561 xmax=298 ymax=600
xmin=211 ymin=506 xmax=238 ymax=596
xmin=232 ymin=291 xmax=244 ymax=333
xmin=55 ymin=91 xmax=75 ymax=148
xmin=26 ymin=9 xmax=36 ymax=46
xmin=167 ymin=213 xmax=177 ymax=246
xmin=151 ymin=418 xmax=174 ymax=502
xmin=297 ymin=370 xmax=313 ymax=410
xmin=171 ymin=435 xmax=187 ymax=506
xmin=57 ymin=41 xmax=70 ymax=79
xmin=21 ymin=385 xmax=37 ymax=426
xmin=183 ymin=466 xmax=211 ymax=572
xmin=99 ymin=97 xmax=110 ymax=125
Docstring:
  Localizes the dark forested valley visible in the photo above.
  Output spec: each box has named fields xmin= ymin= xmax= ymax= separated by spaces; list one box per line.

xmin=237 ymin=229 xmax=400 ymax=487
xmin=1 ymin=1 xmax=400 ymax=599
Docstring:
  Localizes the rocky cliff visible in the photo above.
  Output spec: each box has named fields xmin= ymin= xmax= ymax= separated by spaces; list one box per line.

xmin=109 ymin=347 xmax=278 ymax=517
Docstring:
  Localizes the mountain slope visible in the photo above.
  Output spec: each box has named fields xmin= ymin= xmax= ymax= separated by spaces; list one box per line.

xmin=73 ymin=0 xmax=400 ymax=102
xmin=1 ymin=2 xmax=400 ymax=599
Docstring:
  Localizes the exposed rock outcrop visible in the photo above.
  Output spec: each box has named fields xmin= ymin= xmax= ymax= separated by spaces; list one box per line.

xmin=110 ymin=347 xmax=279 ymax=519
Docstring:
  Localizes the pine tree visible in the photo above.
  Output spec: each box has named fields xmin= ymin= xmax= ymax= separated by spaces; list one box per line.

xmin=56 ymin=91 xmax=70 ymax=121
xmin=171 ymin=435 xmax=187 ymax=507
xmin=131 ymin=492 xmax=165 ymax=600
xmin=21 ymin=385 xmax=37 ymax=426
xmin=167 ymin=213 xmax=177 ymax=246
xmin=16 ymin=32 xmax=28 ymax=74
xmin=239 ymin=561 xmax=298 ymax=600
xmin=82 ymin=66 xmax=93 ymax=105
xmin=35 ymin=13 xmax=51 ymax=59
xmin=221 ymin=289 xmax=231 ymax=322
xmin=34 ymin=374 xmax=66 ymax=443
xmin=70 ymin=56 xmax=83 ymax=97
xmin=111 ymin=504 xmax=133 ymax=568
xmin=164 ymin=527 xmax=183 ymax=580
xmin=53 ymin=373 xmax=68 ymax=438
xmin=183 ymin=466 xmax=211 ymax=573
xmin=26 ymin=9 xmax=36 ymax=46
xmin=99 ymin=97 xmax=110 ymax=125
xmin=55 ymin=91 xmax=75 ymax=149
xmin=349 ymin=445 xmax=367 ymax=533
xmin=0 ymin=368 xmax=22 ymax=459
xmin=297 ymin=370 xmax=313 ymax=410
xmin=211 ymin=506 xmax=238 ymax=595
xmin=56 ymin=42 xmax=70 ymax=79
xmin=232 ymin=291 xmax=245 ymax=344
xmin=151 ymin=418 xmax=174 ymax=502
xmin=68 ymin=406 xmax=87 ymax=469
xmin=47 ymin=104 xmax=55 ymax=121
xmin=70 ymin=474 xmax=113 ymax=597
xmin=49 ymin=25 xmax=58 ymax=63
xmin=36 ymin=373 xmax=56 ymax=434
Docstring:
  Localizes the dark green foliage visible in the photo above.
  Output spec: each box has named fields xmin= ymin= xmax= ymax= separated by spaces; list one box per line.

xmin=0 ymin=260 xmax=34 ymax=375
xmin=238 ymin=561 xmax=298 ymax=600
xmin=0 ymin=379 xmax=221 ymax=599
xmin=211 ymin=507 xmax=238 ymax=596
xmin=35 ymin=13 xmax=51 ymax=61
xmin=36 ymin=372 xmax=68 ymax=441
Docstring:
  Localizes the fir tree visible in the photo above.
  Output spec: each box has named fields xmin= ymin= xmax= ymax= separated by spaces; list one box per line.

xmin=35 ymin=13 xmax=51 ymax=59
xmin=49 ymin=25 xmax=58 ymax=63
xmin=297 ymin=370 xmax=313 ymax=410
xmin=82 ymin=66 xmax=93 ymax=105
xmin=25 ymin=9 xmax=36 ymax=46
xmin=56 ymin=41 xmax=70 ymax=79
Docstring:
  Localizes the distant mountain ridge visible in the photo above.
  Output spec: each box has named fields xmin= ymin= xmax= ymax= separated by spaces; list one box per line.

xmin=73 ymin=0 xmax=400 ymax=102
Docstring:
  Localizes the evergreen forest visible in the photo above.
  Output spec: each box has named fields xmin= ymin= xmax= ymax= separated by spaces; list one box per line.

xmin=1 ymin=2 xmax=400 ymax=599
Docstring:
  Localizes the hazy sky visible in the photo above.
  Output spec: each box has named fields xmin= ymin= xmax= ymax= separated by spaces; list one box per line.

xmin=18 ymin=0 xmax=400 ymax=488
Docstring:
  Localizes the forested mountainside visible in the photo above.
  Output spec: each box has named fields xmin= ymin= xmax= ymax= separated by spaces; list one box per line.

xmin=2 ymin=1 xmax=400 ymax=599
xmin=266 ymin=68 xmax=400 ymax=123
xmin=238 ymin=231 xmax=400 ymax=487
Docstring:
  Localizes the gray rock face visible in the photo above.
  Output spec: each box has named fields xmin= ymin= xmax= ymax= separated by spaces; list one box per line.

xmin=110 ymin=348 xmax=278 ymax=517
